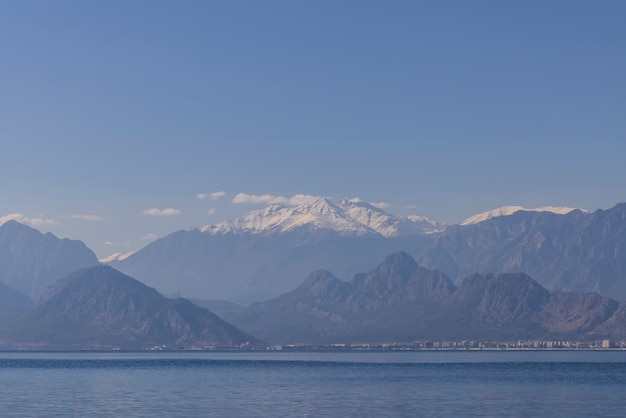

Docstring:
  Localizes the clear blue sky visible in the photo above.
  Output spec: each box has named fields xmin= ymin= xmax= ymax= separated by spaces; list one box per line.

xmin=1 ymin=0 xmax=624 ymax=258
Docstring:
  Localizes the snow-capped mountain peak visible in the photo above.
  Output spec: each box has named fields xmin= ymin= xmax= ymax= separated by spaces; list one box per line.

xmin=199 ymin=197 xmax=445 ymax=237
xmin=460 ymin=205 xmax=588 ymax=226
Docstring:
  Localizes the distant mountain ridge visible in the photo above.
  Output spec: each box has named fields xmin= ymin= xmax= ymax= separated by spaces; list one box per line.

xmin=231 ymin=252 xmax=626 ymax=345
xmin=460 ymin=205 xmax=587 ymax=225
xmin=0 ymin=220 xmax=99 ymax=301
xmin=417 ymin=203 xmax=626 ymax=298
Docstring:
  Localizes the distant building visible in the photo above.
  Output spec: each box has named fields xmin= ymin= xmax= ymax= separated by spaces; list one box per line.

xmin=602 ymin=339 xmax=611 ymax=348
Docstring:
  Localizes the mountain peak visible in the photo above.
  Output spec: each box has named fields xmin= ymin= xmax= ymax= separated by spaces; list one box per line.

xmin=0 ymin=219 xmax=37 ymax=235
xmin=368 ymin=252 xmax=418 ymax=280
xmin=378 ymin=251 xmax=418 ymax=271
xmin=31 ymin=265 xmax=261 ymax=349
xmin=199 ymin=198 xmax=444 ymax=237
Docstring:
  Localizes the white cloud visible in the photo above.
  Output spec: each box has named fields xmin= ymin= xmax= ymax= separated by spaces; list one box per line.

xmin=0 ymin=213 xmax=25 ymax=225
xmin=99 ymin=251 xmax=135 ymax=263
xmin=288 ymin=194 xmax=322 ymax=205
xmin=207 ymin=208 xmax=216 ymax=215
xmin=232 ymin=193 xmax=288 ymax=205
xmin=142 ymin=208 xmax=181 ymax=216
xmin=369 ymin=201 xmax=390 ymax=209
xmin=232 ymin=193 xmax=321 ymax=206
xmin=0 ymin=213 xmax=57 ymax=228
xmin=104 ymin=240 xmax=131 ymax=247
xmin=70 ymin=214 xmax=105 ymax=222
xmin=142 ymin=233 xmax=158 ymax=240
xmin=197 ymin=191 xmax=226 ymax=200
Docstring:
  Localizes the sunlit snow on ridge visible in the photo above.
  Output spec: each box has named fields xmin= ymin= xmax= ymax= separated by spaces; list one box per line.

xmin=198 ymin=197 xmax=445 ymax=237
xmin=460 ymin=206 xmax=589 ymax=226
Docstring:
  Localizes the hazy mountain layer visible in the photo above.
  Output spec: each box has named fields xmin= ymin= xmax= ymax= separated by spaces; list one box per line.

xmin=0 ymin=220 xmax=99 ymax=301
xmin=110 ymin=229 xmax=428 ymax=303
xmin=0 ymin=280 xmax=33 ymax=313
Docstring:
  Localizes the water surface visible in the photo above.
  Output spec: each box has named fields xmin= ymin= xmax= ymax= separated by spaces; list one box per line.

xmin=0 ymin=350 xmax=624 ymax=417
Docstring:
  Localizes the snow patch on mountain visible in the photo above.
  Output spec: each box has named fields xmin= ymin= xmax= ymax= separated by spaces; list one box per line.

xmin=460 ymin=205 xmax=588 ymax=226
xmin=199 ymin=197 xmax=445 ymax=237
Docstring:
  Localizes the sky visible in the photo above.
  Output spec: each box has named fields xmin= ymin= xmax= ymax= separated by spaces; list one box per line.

xmin=0 ymin=0 xmax=624 ymax=258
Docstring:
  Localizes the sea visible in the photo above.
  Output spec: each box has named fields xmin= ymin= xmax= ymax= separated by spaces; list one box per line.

xmin=0 ymin=350 xmax=625 ymax=417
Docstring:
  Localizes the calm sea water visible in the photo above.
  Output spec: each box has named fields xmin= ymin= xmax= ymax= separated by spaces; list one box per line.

xmin=0 ymin=350 xmax=625 ymax=417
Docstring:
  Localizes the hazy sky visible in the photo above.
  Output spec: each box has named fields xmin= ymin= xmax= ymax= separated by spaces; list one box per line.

xmin=1 ymin=0 xmax=624 ymax=258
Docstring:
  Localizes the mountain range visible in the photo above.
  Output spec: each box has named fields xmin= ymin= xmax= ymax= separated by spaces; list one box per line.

xmin=108 ymin=199 xmax=626 ymax=303
xmin=108 ymin=198 xmax=439 ymax=302
xmin=199 ymin=198 xmax=444 ymax=237
xmin=2 ymin=250 xmax=624 ymax=348
xmin=417 ymin=203 xmax=626 ymax=298
xmin=229 ymin=252 xmax=626 ymax=345
xmin=2 ymin=202 xmax=626 ymax=347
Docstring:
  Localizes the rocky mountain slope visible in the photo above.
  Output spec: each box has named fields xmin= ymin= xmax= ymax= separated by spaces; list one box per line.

xmin=417 ymin=203 xmax=626 ymax=298
xmin=230 ymin=252 xmax=626 ymax=344
xmin=0 ymin=265 xmax=261 ymax=349
xmin=0 ymin=220 xmax=99 ymax=301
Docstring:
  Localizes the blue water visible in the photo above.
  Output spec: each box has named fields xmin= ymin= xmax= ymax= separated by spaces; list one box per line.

xmin=0 ymin=350 xmax=625 ymax=417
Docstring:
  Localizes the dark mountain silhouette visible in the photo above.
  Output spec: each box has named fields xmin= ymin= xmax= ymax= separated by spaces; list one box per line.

xmin=0 ymin=265 xmax=261 ymax=349
xmin=231 ymin=252 xmax=626 ymax=344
